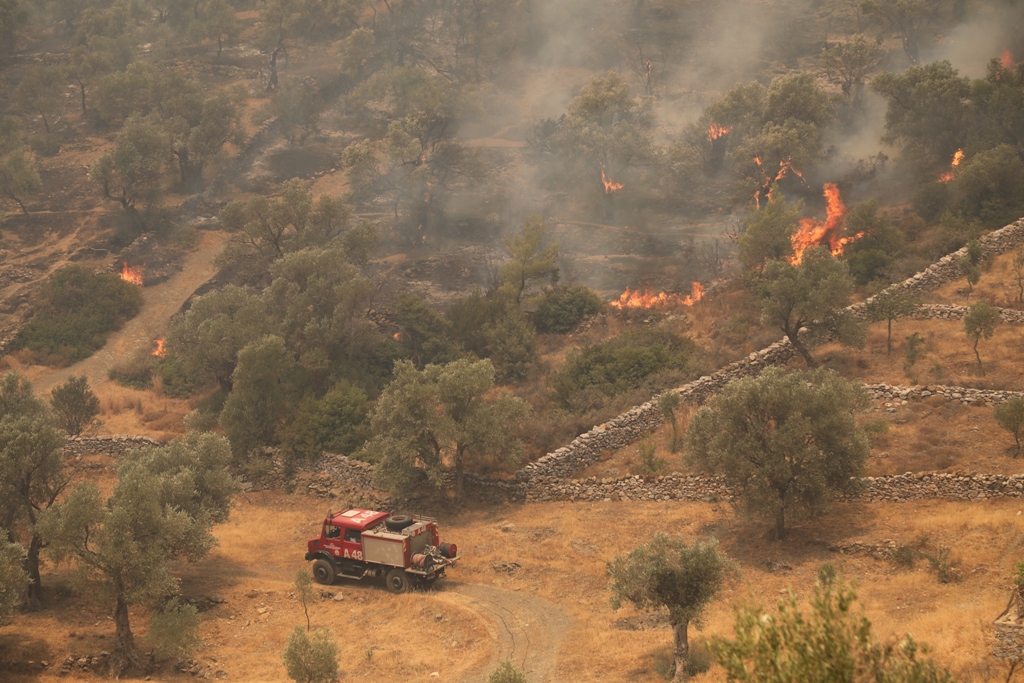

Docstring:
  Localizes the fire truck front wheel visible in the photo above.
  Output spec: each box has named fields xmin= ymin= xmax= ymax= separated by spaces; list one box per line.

xmin=385 ymin=568 xmax=411 ymax=594
xmin=312 ymin=559 xmax=336 ymax=585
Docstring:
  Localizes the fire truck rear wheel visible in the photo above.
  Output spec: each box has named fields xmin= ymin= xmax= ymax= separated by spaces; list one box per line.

xmin=312 ymin=559 xmax=336 ymax=585
xmin=385 ymin=568 xmax=411 ymax=594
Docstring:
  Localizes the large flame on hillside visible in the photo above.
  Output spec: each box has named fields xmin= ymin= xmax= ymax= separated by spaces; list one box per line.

xmin=609 ymin=281 xmax=705 ymax=310
xmin=707 ymin=123 xmax=733 ymax=142
xmin=120 ymin=262 xmax=143 ymax=286
xmin=1001 ymin=49 xmax=1015 ymax=69
xmin=789 ymin=183 xmax=861 ymax=265
xmin=938 ymin=148 xmax=964 ymax=183
xmin=600 ymin=163 xmax=624 ymax=194
xmin=152 ymin=338 xmax=166 ymax=357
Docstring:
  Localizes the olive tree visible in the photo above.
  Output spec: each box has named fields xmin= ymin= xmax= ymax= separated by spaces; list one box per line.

xmin=865 ymin=288 xmax=919 ymax=355
xmin=608 ymin=534 xmax=734 ymax=682
xmin=40 ymin=433 xmax=236 ymax=674
xmin=758 ymin=246 xmax=858 ymax=367
xmin=49 ymin=375 xmax=100 ymax=436
xmin=712 ymin=571 xmax=955 ymax=682
xmin=361 ymin=359 xmax=529 ymax=500
xmin=92 ymin=116 xmax=168 ymax=228
xmin=497 ymin=215 xmax=559 ymax=304
xmin=963 ymin=300 xmax=1000 ymax=374
xmin=995 ymin=398 xmax=1024 ymax=457
xmin=686 ymin=367 xmax=869 ymax=539
xmin=0 ymin=373 xmax=68 ymax=607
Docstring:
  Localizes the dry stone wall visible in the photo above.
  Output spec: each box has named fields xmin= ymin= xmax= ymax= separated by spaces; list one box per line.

xmin=64 ymin=435 xmax=164 ymax=458
xmin=519 ymin=218 xmax=1024 ymax=482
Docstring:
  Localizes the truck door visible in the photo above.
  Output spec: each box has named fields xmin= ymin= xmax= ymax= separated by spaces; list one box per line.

xmin=323 ymin=524 xmax=343 ymax=558
xmin=341 ymin=528 xmax=364 ymax=561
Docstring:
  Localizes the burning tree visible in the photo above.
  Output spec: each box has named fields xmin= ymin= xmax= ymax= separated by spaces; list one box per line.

xmin=686 ymin=367 xmax=869 ymax=539
xmin=758 ymin=246 xmax=858 ymax=367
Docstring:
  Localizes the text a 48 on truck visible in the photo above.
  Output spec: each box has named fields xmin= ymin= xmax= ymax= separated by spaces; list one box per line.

xmin=305 ymin=508 xmax=459 ymax=593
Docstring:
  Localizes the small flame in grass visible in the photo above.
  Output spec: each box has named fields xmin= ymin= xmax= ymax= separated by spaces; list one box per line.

xmin=789 ymin=183 xmax=861 ymax=265
xmin=600 ymin=163 xmax=624 ymax=194
xmin=1001 ymin=49 xmax=1015 ymax=69
xmin=707 ymin=123 xmax=733 ymax=142
xmin=120 ymin=262 xmax=143 ymax=286
xmin=609 ymin=281 xmax=705 ymax=310
xmin=393 ymin=332 xmax=401 ymax=340
xmin=152 ymin=339 xmax=166 ymax=358
xmin=938 ymin=148 xmax=965 ymax=183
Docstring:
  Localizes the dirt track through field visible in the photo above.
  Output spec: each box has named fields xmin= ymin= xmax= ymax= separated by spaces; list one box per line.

xmin=443 ymin=582 xmax=570 ymax=683
xmin=23 ymin=230 xmax=230 ymax=394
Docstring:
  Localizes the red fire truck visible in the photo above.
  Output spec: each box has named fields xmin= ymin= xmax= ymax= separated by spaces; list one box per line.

xmin=304 ymin=508 xmax=459 ymax=593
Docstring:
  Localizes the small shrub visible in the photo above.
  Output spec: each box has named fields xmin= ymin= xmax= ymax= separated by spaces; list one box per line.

xmin=28 ymin=132 xmax=61 ymax=156
xmin=108 ymin=350 xmax=155 ymax=389
xmin=994 ymin=398 xmax=1024 ymax=456
xmin=183 ymin=409 xmax=219 ymax=433
xmin=653 ymin=647 xmax=674 ymax=681
xmin=487 ymin=658 xmax=528 ymax=683
xmin=157 ymin=354 xmax=203 ymax=398
xmin=148 ymin=599 xmax=201 ymax=660
xmin=861 ymin=418 xmax=889 ymax=447
xmin=889 ymin=544 xmax=918 ymax=569
xmin=924 ymin=546 xmax=962 ymax=584
xmin=902 ymin=332 xmax=924 ymax=380
xmin=280 ymin=382 xmax=370 ymax=461
xmin=637 ymin=440 xmax=666 ymax=474
xmin=533 ymin=285 xmax=603 ymax=333
xmin=282 ymin=626 xmax=338 ymax=683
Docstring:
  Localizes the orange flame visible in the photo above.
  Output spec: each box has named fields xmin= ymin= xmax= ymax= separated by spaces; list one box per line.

xmin=938 ymin=148 xmax=965 ymax=183
xmin=753 ymin=158 xmax=808 ymax=209
xmin=393 ymin=332 xmax=401 ymax=340
xmin=152 ymin=338 xmax=166 ymax=357
xmin=601 ymin=165 xmax=624 ymax=194
xmin=120 ymin=262 xmax=143 ymax=286
xmin=609 ymin=281 xmax=704 ymax=310
xmin=789 ymin=183 xmax=860 ymax=265
xmin=707 ymin=123 xmax=733 ymax=142
xmin=1001 ymin=49 xmax=1015 ymax=69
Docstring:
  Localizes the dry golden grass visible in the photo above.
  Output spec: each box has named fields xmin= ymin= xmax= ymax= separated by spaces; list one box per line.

xmin=923 ymin=250 xmax=1024 ymax=309
xmin=816 ymin=318 xmax=1024 ymax=391
xmin=7 ymin=492 xmax=1024 ymax=682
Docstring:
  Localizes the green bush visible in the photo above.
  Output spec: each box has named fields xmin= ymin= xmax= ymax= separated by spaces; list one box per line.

xmin=108 ymin=350 xmax=155 ymax=389
xmin=533 ymin=285 xmax=603 ymax=333
xmin=280 ymin=381 xmax=370 ymax=461
xmin=636 ymin=440 xmax=665 ymax=474
xmin=157 ymin=354 xmax=204 ymax=398
xmin=148 ymin=599 xmax=201 ymax=661
xmin=487 ymin=659 xmax=528 ymax=683
xmin=551 ymin=329 xmax=695 ymax=411
xmin=12 ymin=266 xmax=143 ymax=366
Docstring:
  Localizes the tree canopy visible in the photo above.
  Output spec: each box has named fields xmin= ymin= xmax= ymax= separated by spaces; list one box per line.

xmin=686 ymin=367 xmax=870 ymax=539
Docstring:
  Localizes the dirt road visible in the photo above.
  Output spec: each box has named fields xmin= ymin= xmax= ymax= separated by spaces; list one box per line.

xmin=442 ymin=582 xmax=571 ymax=683
xmin=24 ymin=230 xmax=230 ymax=394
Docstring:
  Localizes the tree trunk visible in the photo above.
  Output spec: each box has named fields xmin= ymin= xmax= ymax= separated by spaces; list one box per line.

xmin=11 ymin=195 xmax=30 ymax=218
xmin=785 ymin=329 xmax=815 ymax=368
xmin=974 ymin=338 xmax=983 ymax=374
xmin=775 ymin=507 xmax=786 ymax=540
xmin=671 ymin=619 xmax=690 ymax=682
xmin=24 ymin=532 xmax=43 ymax=608
xmin=41 ymin=114 xmax=50 ymax=135
xmin=76 ymin=77 xmax=87 ymax=114
xmin=111 ymin=593 xmax=146 ymax=674
xmin=453 ymin=450 xmax=465 ymax=502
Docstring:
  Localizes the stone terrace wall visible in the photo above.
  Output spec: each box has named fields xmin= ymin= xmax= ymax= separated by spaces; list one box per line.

xmin=864 ymin=383 xmax=1023 ymax=406
xmin=64 ymin=435 xmax=164 ymax=458
xmin=913 ymin=303 xmax=1024 ymax=324
xmin=518 ymin=218 xmax=1024 ymax=482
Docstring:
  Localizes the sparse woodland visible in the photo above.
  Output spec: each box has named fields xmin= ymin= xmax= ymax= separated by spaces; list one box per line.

xmin=1 ymin=0 xmax=1024 ymax=680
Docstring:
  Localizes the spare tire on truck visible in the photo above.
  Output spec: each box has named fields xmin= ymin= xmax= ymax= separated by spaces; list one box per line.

xmin=385 ymin=514 xmax=414 ymax=531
